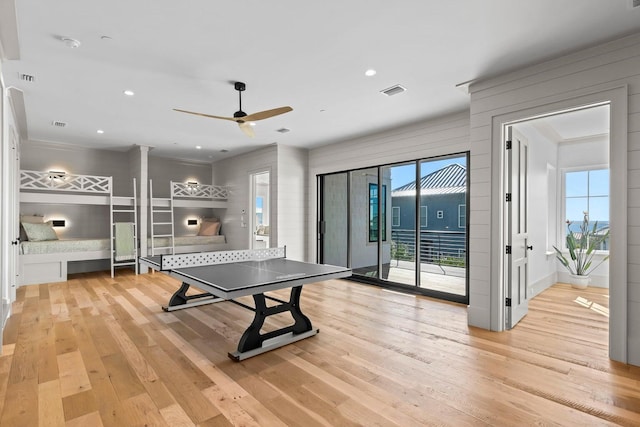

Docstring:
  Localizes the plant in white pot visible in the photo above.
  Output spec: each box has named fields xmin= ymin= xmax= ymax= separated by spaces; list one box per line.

xmin=553 ymin=212 xmax=610 ymax=289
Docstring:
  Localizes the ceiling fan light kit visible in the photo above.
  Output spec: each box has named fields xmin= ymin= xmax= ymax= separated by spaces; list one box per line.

xmin=174 ymin=81 xmax=292 ymax=137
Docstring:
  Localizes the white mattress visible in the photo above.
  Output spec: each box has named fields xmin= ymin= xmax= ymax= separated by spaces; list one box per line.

xmin=20 ymin=238 xmax=110 ymax=255
xmin=20 ymin=235 xmax=226 ymax=255
xmin=149 ymin=235 xmax=226 ymax=247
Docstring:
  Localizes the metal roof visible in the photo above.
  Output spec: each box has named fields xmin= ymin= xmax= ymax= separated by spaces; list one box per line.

xmin=392 ymin=163 xmax=466 ymax=196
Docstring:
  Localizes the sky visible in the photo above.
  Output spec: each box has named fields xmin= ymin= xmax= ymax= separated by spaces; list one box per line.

xmin=565 ymin=168 xmax=609 ymax=224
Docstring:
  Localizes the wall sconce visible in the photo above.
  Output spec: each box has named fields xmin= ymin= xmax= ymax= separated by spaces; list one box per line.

xmin=51 ymin=220 xmax=66 ymax=227
xmin=186 ymin=181 xmax=198 ymax=193
xmin=187 ymin=219 xmax=198 ymax=226
xmin=48 ymin=170 xmax=66 ymax=180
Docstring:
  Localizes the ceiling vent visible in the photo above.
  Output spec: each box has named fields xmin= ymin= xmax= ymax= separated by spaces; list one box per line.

xmin=51 ymin=121 xmax=67 ymax=128
xmin=380 ymin=84 xmax=407 ymax=96
xmin=19 ymin=73 xmax=35 ymax=83
xmin=276 ymin=127 xmax=291 ymax=133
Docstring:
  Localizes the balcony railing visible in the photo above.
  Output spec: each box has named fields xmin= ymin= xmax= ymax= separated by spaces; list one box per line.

xmin=391 ymin=228 xmax=466 ymax=269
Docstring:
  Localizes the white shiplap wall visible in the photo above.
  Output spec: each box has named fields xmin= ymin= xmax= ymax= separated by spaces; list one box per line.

xmin=468 ymin=31 xmax=640 ymax=365
xmin=277 ymin=145 xmax=308 ymax=261
xmin=307 ymin=110 xmax=471 ymax=263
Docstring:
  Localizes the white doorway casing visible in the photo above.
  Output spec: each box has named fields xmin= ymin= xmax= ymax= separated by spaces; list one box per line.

xmin=250 ymin=170 xmax=270 ymax=249
xmin=488 ymin=87 xmax=627 ymax=363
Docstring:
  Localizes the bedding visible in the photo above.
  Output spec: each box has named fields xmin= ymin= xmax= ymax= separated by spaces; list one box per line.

xmin=20 ymin=214 xmax=45 ymax=241
xmin=150 ymin=235 xmax=226 ymax=247
xmin=20 ymin=238 xmax=110 ymax=255
xmin=197 ymin=221 xmax=221 ymax=236
xmin=22 ymin=222 xmax=59 ymax=242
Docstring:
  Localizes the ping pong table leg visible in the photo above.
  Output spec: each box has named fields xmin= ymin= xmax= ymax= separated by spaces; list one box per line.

xmin=229 ymin=285 xmax=318 ymax=361
xmin=163 ymin=282 xmax=223 ymax=312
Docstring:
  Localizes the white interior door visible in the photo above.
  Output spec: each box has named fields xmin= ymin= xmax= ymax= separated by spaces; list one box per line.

xmin=506 ymin=126 xmax=530 ymax=328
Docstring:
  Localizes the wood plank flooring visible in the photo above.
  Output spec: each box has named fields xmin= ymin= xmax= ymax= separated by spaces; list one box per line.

xmin=1 ymin=270 xmax=639 ymax=426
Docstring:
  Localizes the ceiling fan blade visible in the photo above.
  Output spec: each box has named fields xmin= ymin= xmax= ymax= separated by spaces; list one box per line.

xmin=173 ymin=108 xmax=237 ymax=122
xmin=243 ymin=106 xmax=292 ymax=122
xmin=238 ymin=122 xmax=255 ymax=137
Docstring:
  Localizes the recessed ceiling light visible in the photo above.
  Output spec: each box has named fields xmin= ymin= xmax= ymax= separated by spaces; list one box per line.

xmin=123 ymin=90 xmax=135 ymax=96
xmin=365 ymin=69 xmax=377 ymax=77
xmin=195 ymin=145 xmax=202 ymax=149
xmin=96 ymin=129 xmax=104 ymax=134
xmin=61 ymin=37 xmax=81 ymax=49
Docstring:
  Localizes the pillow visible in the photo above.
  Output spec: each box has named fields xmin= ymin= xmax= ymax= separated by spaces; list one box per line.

xmin=197 ymin=221 xmax=220 ymax=236
xmin=21 ymin=222 xmax=59 ymax=242
xmin=19 ymin=215 xmax=44 ymax=241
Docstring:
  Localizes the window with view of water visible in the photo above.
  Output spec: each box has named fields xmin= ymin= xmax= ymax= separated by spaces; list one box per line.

xmin=565 ymin=168 xmax=609 ymax=250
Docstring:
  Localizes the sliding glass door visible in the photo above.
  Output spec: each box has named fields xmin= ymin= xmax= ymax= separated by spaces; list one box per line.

xmin=318 ymin=153 xmax=468 ymax=303
xmin=417 ymin=156 xmax=467 ymax=296
xmin=382 ymin=163 xmax=417 ymax=286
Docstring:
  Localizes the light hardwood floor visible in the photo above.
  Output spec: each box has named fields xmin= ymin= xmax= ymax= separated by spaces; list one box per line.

xmin=1 ymin=270 xmax=639 ymax=426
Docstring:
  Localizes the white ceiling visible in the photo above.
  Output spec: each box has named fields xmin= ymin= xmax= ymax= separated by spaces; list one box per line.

xmin=2 ymin=1 xmax=639 ymax=162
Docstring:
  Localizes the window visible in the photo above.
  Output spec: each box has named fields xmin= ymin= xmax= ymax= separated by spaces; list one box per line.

xmin=255 ymin=197 xmax=264 ymax=225
xmin=420 ymin=205 xmax=427 ymax=228
xmin=436 ymin=210 xmax=444 ymax=219
xmin=369 ymin=183 xmax=386 ymax=242
xmin=458 ymin=204 xmax=466 ymax=228
xmin=392 ymin=206 xmax=400 ymax=227
xmin=564 ymin=168 xmax=609 ymax=250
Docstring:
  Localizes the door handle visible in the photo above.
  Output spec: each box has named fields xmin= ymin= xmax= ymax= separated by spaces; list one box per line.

xmin=526 ymin=245 xmax=533 ymax=251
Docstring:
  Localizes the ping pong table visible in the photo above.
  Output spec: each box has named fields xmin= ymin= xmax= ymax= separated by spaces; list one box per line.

xmin=139 ymin=247 xmax=351 ymax=361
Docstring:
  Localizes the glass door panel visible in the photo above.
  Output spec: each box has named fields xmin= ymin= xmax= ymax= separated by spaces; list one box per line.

xmin=383 ymin=163 xmax=416 ymax=286
xmin=320 ymin=173 xmax=348 ymax=267
xmin=418 ymin=155 xmax=468 ymax=296
xmin=350 ymin=168 xmax=380 ymax=278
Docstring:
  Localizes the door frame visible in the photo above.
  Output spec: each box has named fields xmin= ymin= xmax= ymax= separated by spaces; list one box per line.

xmin=248 ymin=169 xmax=271 ymax=249
xmin=491 ymin=86 xmax=627 ymax=363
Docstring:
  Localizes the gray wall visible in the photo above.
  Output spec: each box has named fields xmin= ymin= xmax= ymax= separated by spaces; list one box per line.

xmin=20 ymin=141 xmax=134 ymax=239
xmin=21 ymin=140 xmax=133 ymax=194
xmin=148 ymin=155 xmax=215 ymax=236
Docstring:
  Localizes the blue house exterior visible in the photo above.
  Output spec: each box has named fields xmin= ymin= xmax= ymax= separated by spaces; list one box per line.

xmin=391 ymin=164 xmax=467 ymax=264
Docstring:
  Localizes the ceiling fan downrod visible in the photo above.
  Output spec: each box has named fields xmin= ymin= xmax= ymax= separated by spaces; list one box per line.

xmin=234 ymin=82 xmax=247 ymax=119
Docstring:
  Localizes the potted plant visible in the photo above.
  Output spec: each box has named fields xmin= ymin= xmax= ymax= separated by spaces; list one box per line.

xmin=553 ymin=212 xmax=610 ymax=289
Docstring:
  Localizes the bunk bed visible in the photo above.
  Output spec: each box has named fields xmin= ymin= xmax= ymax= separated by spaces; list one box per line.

xmin=149 ymin=180 xmax=228 ymax=255
xmin=19 ymin=170 xmax=138 ymax=285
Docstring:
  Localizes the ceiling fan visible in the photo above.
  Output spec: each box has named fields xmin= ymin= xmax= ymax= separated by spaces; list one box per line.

xmin=173 ymin=82 xmax=292 ymax=137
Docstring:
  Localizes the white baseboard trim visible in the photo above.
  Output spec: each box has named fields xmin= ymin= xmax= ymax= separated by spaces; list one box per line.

xmin=557 ymin=271 xmax=609 ymax=288
xmin=1 ymin=300 xmax=12 ymax=350
xmin=529 ymin=272 xmax=558 ymax=298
